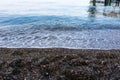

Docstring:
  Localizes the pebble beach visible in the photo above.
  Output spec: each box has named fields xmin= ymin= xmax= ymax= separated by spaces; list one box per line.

xmin=0 ymin=48 xmax=120 ymax=80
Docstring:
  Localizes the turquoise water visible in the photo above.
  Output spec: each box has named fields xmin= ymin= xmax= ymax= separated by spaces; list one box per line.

xmin=0 ymin=0 xmax=120 ymax=49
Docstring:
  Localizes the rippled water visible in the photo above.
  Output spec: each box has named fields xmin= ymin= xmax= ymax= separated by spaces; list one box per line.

xmin=0 ymin=0 xmax=120 ymax=49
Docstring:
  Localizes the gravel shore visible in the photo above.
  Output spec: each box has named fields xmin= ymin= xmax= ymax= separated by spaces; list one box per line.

xmin=0 ymin=48 xmax=120 ymax=80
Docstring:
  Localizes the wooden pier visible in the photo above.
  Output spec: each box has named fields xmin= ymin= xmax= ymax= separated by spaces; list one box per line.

xmin=89 ymin=0 xmax=120 ymax=18
xmin=91 ymin=0 xmax=120 ymax=6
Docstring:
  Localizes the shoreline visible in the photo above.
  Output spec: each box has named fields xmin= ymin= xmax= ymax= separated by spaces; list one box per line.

xmin=0 ymin=48 xmax=120 ymax=80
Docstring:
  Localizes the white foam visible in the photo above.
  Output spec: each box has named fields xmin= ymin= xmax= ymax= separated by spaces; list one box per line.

xmin=0 ymin=27 xmax=120 ymax=49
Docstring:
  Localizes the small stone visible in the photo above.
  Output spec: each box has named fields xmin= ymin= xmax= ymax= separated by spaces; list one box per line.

xmin=101 ymin=61 xmax=104 ymax=64
xmin=9 ymin=59 xmax=24 ymax=68
xmin=12 ymin=50 xmax=23 ymax=55
xmin=0 ymin=61 xmax=4 ymax=68
xmin=12 ymin=68 xmax=21 ymax=75
xmin=0 ymin=76 xmax=3 ymax=80
xmin=71 ymin=70 xmax=74 ymax=73
xmin=118 ymin=66 xmax=120 ymax=68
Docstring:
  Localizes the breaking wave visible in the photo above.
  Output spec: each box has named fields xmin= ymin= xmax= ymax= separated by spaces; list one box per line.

xmin=0 ymin=15 xmax=120 ymax=49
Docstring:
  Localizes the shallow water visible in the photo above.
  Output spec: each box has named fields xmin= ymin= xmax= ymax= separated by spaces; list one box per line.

xmin=0 ymin=0 xmax=120 ymax=49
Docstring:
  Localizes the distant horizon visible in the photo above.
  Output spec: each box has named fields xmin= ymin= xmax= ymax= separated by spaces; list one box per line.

xmin=0 ymin=0 xmax=89 ymax=15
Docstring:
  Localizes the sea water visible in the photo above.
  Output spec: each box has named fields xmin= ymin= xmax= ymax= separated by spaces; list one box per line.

xmin=0 ymin=0 xmax=120 ymax=49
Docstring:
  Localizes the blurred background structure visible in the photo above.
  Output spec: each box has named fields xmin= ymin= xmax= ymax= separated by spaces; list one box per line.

xmin=91 ymin=0 xmax=120 ymax=6
xmin=89 ymin=0 xmax=120 ymax=18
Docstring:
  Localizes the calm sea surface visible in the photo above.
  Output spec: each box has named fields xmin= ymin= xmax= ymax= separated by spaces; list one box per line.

xmin=0 ymin=0 xmax=120 ymax=49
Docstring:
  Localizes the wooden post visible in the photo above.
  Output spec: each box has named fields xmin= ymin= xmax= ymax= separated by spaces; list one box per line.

xmin=104 ymin=0 xmax=111 ymax=6
xmin=105 ymin=0 xmax=108 ymax=6
xmin=109 ymin=0 xmax=111 ymax=6
xmin=93 ymin=0 xmax=96 ymax=6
